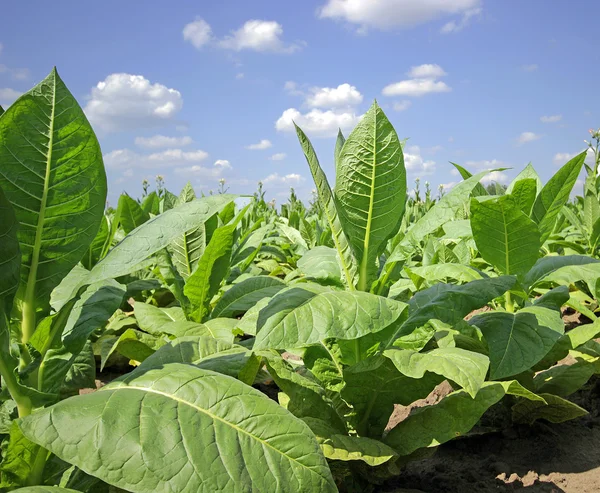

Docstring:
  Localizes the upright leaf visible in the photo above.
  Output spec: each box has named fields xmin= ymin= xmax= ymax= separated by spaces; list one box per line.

xmin=506 ymin=163 xmax=543 ymax=194
xmin=211 ymin=276 xmax=286 ymax=319
xmin=531 ymin=152 xmax=586 ymax=243
xmin=510 ymin=178 xmax=537 ymax=215
xmin=0 ymin=104 xmax=4 ymax=116
xmin=450 ymin=162 xmax=488 ymax=196
xmin=0 ymin=185 xmax=20 ymax=311
xmin=0 ymin=68 xmax=107 ymax=328
xmin=117 ymin=194 xmax=150 ymax=234
xmin=20 ymin=364 xmax=336 ymax=493
xmin=295 ymin=124 xmax=357 ymax=288
xmin=334 ymin=102 xmax=406 ymax=290
xmin=334 ymin=128 xmax=345 ymax=175
xmin=470 ymin=195 xmax=541 ymax=275
xmin=184 ymin=224 xmax=235 ymax=322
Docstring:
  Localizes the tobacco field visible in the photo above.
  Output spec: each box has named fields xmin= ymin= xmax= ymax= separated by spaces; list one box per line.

xmin=0 ymin=69 xmax=600 ymax=493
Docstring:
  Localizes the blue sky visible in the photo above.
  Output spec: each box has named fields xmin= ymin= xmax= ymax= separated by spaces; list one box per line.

xmin=1 ymin=0 xmax=598 ymax=205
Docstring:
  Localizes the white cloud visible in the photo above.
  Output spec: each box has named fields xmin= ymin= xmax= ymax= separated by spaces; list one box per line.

xmin=0 ymin=87 xmax=21 ymax=106
xmin=262 ymin=173 xmax=305 ymax=186
xmin=219 ymin=20 xmax=304 ymax=53
xmin=481 ymin=170 xmax=509 ymax=185
xmin=404 ymin=145 xmax=436 ymax=176
xmin=440 ymin=7 xmax=481 ymax=33
xmin=284 ymin=81 xmax=304 ymax=96
xmin=306 ymin=83 xmax=363 ymax=108
xmin=382 ymin=63 xmax=451 ymax=97
xmin=318 ymin=0 xmax=481 ymax=32
xmin=517 ymin=131 xmax=542 ymax=144
xmin=393 ymin=100 xmax=412 ymax=111
xmin=522 ymin=64 xmax=538 ymax=72
xmin=540 ymin=114 xmax=562 ymax=123
xmin=276 ymin=108 xmax=362 ymax=138
xmin=270 ymin=153 xmax=287 ymax=161
xmin=104 ymin=148 xmax=209 ymax=169
xmin=439 ymin=181 xmax=457 ymax=190
xmin=182 ymin=18 xmax=213 ymax=49
xmin=135 ymin=135 xmax=193 ymax=149
xmin=246 ymin=139 xmax=272 ymax=150
xmin=85 ymin=74 xmax=183 ymax=132
xmin=0 ymin=65 xmax=29 ymax=80
xmin=407 ymin=63 xmax=447 ymax=78
xmin=464 ymin=159 xmax=507 ymax=169
xmin=235 ymin=72 xmax=245 ymax=79
xmin=553 ymin=152 xmax=576 ymax=165
xmin=214 ymin=159 xmax=232 ymax=169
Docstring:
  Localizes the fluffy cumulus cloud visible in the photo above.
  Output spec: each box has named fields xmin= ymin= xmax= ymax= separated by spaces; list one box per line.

xmin=318 ymin=0 xmax=481 ymax=32
xmin=104 ymin=148 xmax=209 ymax=170
xmin=393 ymin=100 xmax=412 ymax=112
xmin=517 ymin=131 xmax=542 ymax=144
xmin=553 ymin=149 xmax=596 ymax=167
xmin=540 ymin=114 xmax=562 ymax=123
xmin=270 ymin=153 xmax=287 ymax=161
xmin=183 ymin=18 xmax=304 ymax=54
xmin=277 ymin=81 xmax=364 ymax=138
xmin=246 ymin=139 xmax=272 ymax=150
xmin=440 ymin=6 xmax=481 ymax=33
xmin=404 ymin=145 xmax=436 ymax=176
xmin=182 ymin=18 xmax=213 ymax=48
xmin=305 ymin=83 xmax=363 ymax=108
xmin=382 ymin=64 xmax=451 ymax=97
xmin=261 ymin=173 xmax=305 ymax=186
xmin=214 ymin=159 xmax=232 ymax=169
xmin=276 ymin=108 xmax=362 ymax=138
xmin=135 ymin=135 xmax=193 ymax=149
xmin=480 ymin=170 xmax=509 ymax=185
xmin=85 ymin=74 xmax=183 ymax=132
xmin=0 ymin=87 xmax=21 ymax=106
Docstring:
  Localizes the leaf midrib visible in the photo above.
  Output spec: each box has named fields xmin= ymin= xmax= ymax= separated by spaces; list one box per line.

xmin=104 ymin=384 xmax=321 ymax=474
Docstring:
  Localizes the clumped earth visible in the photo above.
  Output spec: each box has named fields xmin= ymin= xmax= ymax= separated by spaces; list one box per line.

xmin=383 ymin=377 xmax=600 ymax=493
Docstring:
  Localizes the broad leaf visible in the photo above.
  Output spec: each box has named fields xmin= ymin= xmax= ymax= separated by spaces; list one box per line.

xmin=510 ymin=178 xmax=537 ymax=215
xmin=211 ymin=276 xmax=286 ymax=318
xmin=523 ymin=255 xmax=600 ymax=291
xmin=506 ymin=163 xmax=542 ymax=194
xmin=531 ymin=151 xmax=586 ymax=243
xmin=384 ymin=347 xmax=489 ymax=397
xmin=88 ymin=195 xmax=236 ymax=284
xmin=297 ymin=246 xmax=342 ymax=283
xmin=470 ymin=195 xmax=541 ymax=275
xmin=0 ymin=185 xmax=20 ymax=310
xmin=117 ymin=194 xmax=150 ymax=234
xmin=0 ymin=68 xmax=106 ymax=319
xmin=12 ymin=488 xmax=82 ymax=492
xmin=296 ymin=124 xmax=358 ymax=288
xmin=134 ymin=302 xmax=186 ymax=336
xmin=469 ymin=306 xmax=564 ymax=379
xmin=253 ymin=288 xmax=407 ymax=350
xmin=512 ymin=393 xmax=588 ymax=424
xmin=334 ymin=102 xmax=406 ymax=290
xmin=450 ymin=162 xmax=488 ymax=196
xmin=20 ymin=364 xmax=337 ymax=493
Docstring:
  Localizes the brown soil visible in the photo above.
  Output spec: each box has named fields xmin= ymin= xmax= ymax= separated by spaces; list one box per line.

xmin=383 ymin=377 xmax=600 ymax=493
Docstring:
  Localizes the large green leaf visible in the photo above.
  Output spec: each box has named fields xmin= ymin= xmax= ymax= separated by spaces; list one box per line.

xmin=384 ymin=347 xmax=489 ymax=398
xmin=0 ymin=104 xmax=4 ymax=116
xmin=470 ymin=195 xmax=541 ymax=275
xmin=510 ymin=178 xmax=537 ymax=215
xmin=0 ymin=184 xmax=20 ymax=311
xmin=117 ymin=194 xmax=150 ymax=234
xmin=469 ymin=306 xmax=564 ymax=379
xmin=133 ymin=302 xmax=186 ymax=336
xmin=253 ymin=288 xmax=407 ymax=350
xmin=297 ymin=246 xmax=342 ymax=283
xmin=531 ymin=151 xmax=586 ymax=243
xmin=512 ymin=393 xmax=588 ymax=424
xmin=211 ymin=276 xmax=286 ymax=318
xmin=506 ymin=163 xmax=542 ymax=194
xmin=523 ymin=255 xmax=600 ymax=291
xmin=20 ymin=363 xmax=336 ymax=493
xmin=384 ymin=381 xmax=543 ymax=456
xmin=450 ymin=162 xmax=488 ymax=196
xmin=0 ymin=68 xmax=106 ymax=325
xmin=184 ymin=223 xmax=236 ymax=322
xmin=12 ymin=488 xmax=82 ymax=492
xmin=295 ymin=125 xmax=357 ymax=288
xmin=87 ymin=194 xmax=236 ymax=284
xmin=333 ymin=102 xmax=406 ymax=290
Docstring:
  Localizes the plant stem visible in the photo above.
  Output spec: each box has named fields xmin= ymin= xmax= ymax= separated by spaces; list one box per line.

xmin=505 ymin=291 xmax=514 ymax=313
xmin=25 ymin=446 xmax=48 ymax=486
xmin=0 ymin=350 xmax=32 ymax=417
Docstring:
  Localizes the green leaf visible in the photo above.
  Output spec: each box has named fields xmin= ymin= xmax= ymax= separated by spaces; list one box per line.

xmin=101 ymin=329 xmax=164 ymax=369
xmin=533 ymin=355 xmax=597 ymax=397
xmin=20 ymin=363 xmax=336 ymax=493
xmin=61 ymin=341 xmax=96 ymax=396
xmin=211 ymin=276 xmax=286 ymax=318
xmin=384 ymin=381 xmax=543 ymax=456
xmin=341 ymin=357 xmax=443 ymax=437
xmin=138 ymin=335 xmax=251 ymax=378
xmin=450 ymin=162 xmax=488 ymax=196
xmin=81 ymin=214 xmax=109 ymax=270
xmin=117 ymin=194 xmax=150 ymax=234
xmin=334 ymin=101 xmax=406 ymax=290
xmin=133 ymin=302 xmax=186 ymax=336
xmin=0 ymin=422 xmax=45 ymax=488
xmin=184 ymin=223 xmax=236 ymax=322
xmin=524 ymin=255 xmax=600 ymax=291
xmin=510 ymin=178 xmax=537 ymax=215
xmin=512 ymin=393 xmax=588 ymax=424
xmin=0 ymin=184 xmax=21 ymax=311
xmin=253 ymin=288 xmax=408 ymax=350
xmin=0 ymin=104 xmax=4 ymax=116
xmin=313 ymin=428 xmax=397 ymax=466
xmin=533 ymin=285 xmax=570 ymax=311
xmin=469 ymin=306 xmax=564 ymax=379
xmin=334 ymin=128 xmax=345 ymax=176
xmin=384 ymin=347 xmax=489 ymax=398
xmin=536 ymin=320 xmax=600 ymax=370
xmin=506 ymin=163 xmax=543 ymax=194
xmin=88 ymin=195 xmax=236 ymax=284
xmin=141 ymin=191 xmax=160 ymax=215
xmin=295 ymin=125 xmax=357 ymax=288
xmin=0 ymin=68 xmax=106 ymax=319
xmin=406 ymin=264 xmax=484 ymax=285
xmin=470 ymin=195 xmax=541 ymax=275
xmin=12 ymin=488 xmax=82 ymax=492
xmin=531 ymin=151 xmax=586 ymax=243
xmin=297 ymin=246 xmax=342 ymax=283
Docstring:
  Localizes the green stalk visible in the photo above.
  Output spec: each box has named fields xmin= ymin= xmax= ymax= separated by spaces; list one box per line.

xmin=25 ymin=446 xmax=49 ymax=486
xmin=0 ymin=349 xmax=32 ymax=417
xmin=505 ymin=291 xmax=514 ymax=313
